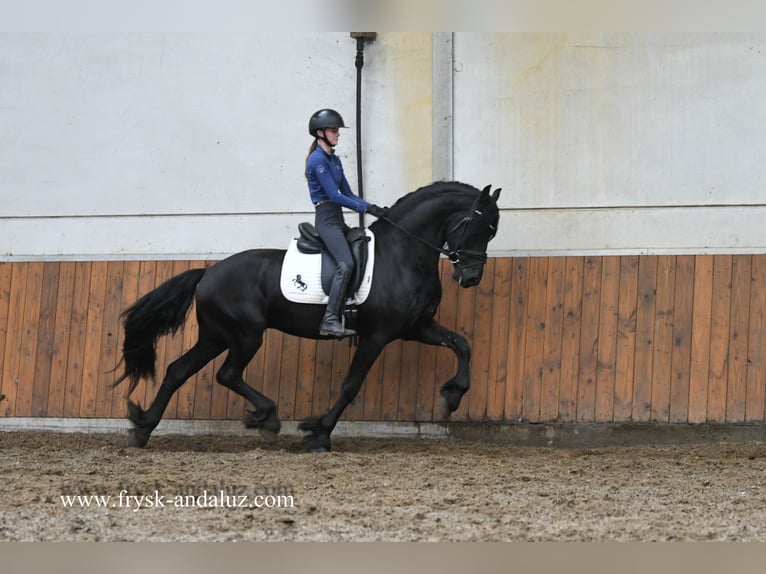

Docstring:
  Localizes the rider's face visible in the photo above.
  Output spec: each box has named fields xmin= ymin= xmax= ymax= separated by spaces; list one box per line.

xmin=322 ymin=128 xmax=340 ymax=146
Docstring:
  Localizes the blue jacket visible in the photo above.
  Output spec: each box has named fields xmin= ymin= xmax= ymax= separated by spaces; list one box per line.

xmin=306 ymin=147 xmax=370 ymax=213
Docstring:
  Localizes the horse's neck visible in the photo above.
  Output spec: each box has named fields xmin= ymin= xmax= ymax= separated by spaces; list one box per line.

xmin=392 ymin=194 xmax=469 ymax=244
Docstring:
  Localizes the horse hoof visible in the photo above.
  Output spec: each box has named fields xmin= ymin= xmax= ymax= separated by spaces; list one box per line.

xmin=438 ymin=396 xmax=452 ymax=419
xmin=258 ymin=427 xmax=279 ymax=442
xmin=127 ymin=428 xmax=149 ymax=448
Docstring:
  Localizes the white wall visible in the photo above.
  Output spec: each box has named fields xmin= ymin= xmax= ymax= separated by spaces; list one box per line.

xmin=454 ymin=33 xmax=766 ymax=255
xmin=2 ymin=32 xmax=766 ymax=259
xmin=0 ymin=32 xmax=431 ymax=259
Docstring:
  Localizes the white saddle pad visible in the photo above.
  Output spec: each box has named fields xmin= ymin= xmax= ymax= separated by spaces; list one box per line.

xmin=279 ymin=228 xmax=375 ymax=305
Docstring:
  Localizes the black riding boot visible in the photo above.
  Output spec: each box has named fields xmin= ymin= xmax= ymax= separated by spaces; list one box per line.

xmin=319 ymin=263 xmax=357 ymax=337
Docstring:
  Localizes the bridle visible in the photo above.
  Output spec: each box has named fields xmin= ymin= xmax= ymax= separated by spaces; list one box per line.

xmin=379 ymin=198 xmax=495 ymax=268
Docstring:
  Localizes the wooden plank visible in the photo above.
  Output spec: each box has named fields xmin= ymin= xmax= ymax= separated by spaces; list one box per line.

xmin=47 ymin=262 xmax=77 ymax=417
xmin=63 ymin=262 xmax=91 ymax=417
xmin=397 ymin=340 xmax=421 ymax=422
xmin=161 ymin=261 xmax=191 ymax=419
xmin=613 ymin=256 xmax=638 ymax=422
xmin=293 ymin=337 xmax=317 ymax=421
xmin=688 ymin=255 xmax=714 ymax=423
xmin=707 ymin=255 xmax=732 ymax=423
xmin=558 ymin=257 xmax=583 ymax=422
xmin=595 ymin=256 xmax=620 ymax=422
xmin=650 ymin=255 xmax=676 ymax=422
xmin=31 ymin=262 xmax=60 ymax=416
xmin=94 ymin=261 xmax=123 ymax=418
xmin=277 ymin=333 xmax=300 ymax=421
xmin=15 ymin=262 xmax=44 ymax=417
xmin=380 ymin=339 xmax=403 ymax=421
xmin=577 ymin=256 xmax=601 ymax=421
xmin=540 ymin=257 xmax=565 ymax=421
xmin=726 ymin=255 xmax=751 ymax=422
xmin=0 ymin=262 xmax=12 ymax=416
xmin=1 ymin=263 xmax=29 ymax=416
xmin=486 ymin=258 xmax=512 ymax=420
xmin=467 ymin=258 xmax=495 ymax=421
xmin=632 ymin=256 xmax=657 ymax=422
xmin=78 ymin=261 xmax=108 ymax=417
xmin=746 ymin=255 xmax=766 ymax=422
xmin=521 ymin=257 xmax=548 ymax=422
xmin=669 ymin=256 xmax=695 ymax=422
xmin=112 ymin=260 xmax=141 ymax=418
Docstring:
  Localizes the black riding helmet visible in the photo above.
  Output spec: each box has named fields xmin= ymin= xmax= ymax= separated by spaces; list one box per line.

xmin=309 ymin=109 xmax=347 ymax=147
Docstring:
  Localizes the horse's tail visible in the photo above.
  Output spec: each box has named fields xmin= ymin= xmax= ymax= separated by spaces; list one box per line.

xmin=112 ymin=267 xmax=207 ymax=397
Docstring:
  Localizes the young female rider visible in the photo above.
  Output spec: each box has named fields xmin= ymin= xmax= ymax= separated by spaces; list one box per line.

xmin=306 ymin=108 xmax=387 ymax=337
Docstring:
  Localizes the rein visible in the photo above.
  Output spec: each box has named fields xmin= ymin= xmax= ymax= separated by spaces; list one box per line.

xmin=379 ymin=208 xmax=489 ymax=267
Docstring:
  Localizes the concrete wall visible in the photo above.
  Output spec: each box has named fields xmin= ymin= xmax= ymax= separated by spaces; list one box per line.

xmin=2 ymin=33 xmax=766 ymax=259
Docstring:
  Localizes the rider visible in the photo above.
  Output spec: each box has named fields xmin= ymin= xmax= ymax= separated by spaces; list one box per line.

xmin=306 ymin=108 xmax=387 ymax=337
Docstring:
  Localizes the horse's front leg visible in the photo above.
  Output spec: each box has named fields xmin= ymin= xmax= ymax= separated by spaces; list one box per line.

xmin=404 ymin=319 xmax=471 ymax=418
xmin=299 ymin=337 xmax=385 ymax=452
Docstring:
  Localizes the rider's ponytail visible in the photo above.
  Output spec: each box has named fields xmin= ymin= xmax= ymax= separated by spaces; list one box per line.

xmin=305 ymin=139 xmax=318 ymax=177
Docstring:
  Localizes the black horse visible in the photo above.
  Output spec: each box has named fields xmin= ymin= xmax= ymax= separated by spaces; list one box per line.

xmin=113 ymin=181 xmax=501 ymax=452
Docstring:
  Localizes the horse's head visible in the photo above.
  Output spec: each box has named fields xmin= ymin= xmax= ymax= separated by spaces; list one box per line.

xmin=445 ymin=185 xmax=501 ymax=288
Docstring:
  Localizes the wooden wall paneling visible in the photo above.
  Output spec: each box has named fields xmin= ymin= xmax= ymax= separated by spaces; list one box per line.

xmin=707 ymin=255 xmax=733 ymax=423
xmin=746 ymin=255 xmax=766 ymax=422
xmin=726 ymin=255 xmax=752 ymax=422
xmin=396 ymin=341 xmax=421 ymax=422
xmin=632 ymin=256 xmax=658 ymax=422
xmin=93 ymin=261 xmax=123 ymax=418
xmin=540 ymin=257 xmax=566 ymax=421
xmin=294 ymin=337 xmax=317 ymax=421
xmin=63 ymin=262 xmax=92 ymax=417
xmin=110 ymin=261 xmax=140 ymax=418
xmin=486 ymin=258 xmax=512 ymax=420
xmin=577 ymin=257 xmax=602 ymax=421
xmin=1 ymin=263 xmax=29 ymax=416
xmin=31 ymin=262 xmax=60 ymax=416
xmin=558 ymin=257 xmax=583 ymax=422
xmin=688 ymin=255 xmax=714 ymax=423
xmin=521 ymin=257 xmax=548 ymax=422
xmin=17 ymin=262 xmax=45 ymax=417
xmin=467 ymin=258 xmax=495 ymax=420
xmin=48 ymin=261 xmax=77 ymax=417
xmin=504 ymin=259 xmax=527 ymax=420
xmin=669 ymin=256 xmax=695 ymax=422
xmin=595 ymin=256 xmax=620 ymax=422
xmin=78 ymin=261 xmax=108 ymax=417
xmin=650 ymin=255 xmax=677 ymax=422
xmin=160 ymin=261 xmax=191 ymax=419
xmin=380 ymin=339 xmax=403 ymax=421
xmin=140 ymin=261 xmax=168 ymax=412
xmin=613 ymin=256 xmax=638 ymax=421
xmin=0 ymin=263 xmax=12 ymax=416
xmin=277 ymin=333 xmax=301 ymax=421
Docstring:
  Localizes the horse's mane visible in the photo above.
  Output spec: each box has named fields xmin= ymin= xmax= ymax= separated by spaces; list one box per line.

xmin=387 ymin=181 xmax=480 ymax=216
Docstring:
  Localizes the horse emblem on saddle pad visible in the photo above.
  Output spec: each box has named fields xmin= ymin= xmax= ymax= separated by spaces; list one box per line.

xmin=280 ymin=223 xmax=375 ymax=305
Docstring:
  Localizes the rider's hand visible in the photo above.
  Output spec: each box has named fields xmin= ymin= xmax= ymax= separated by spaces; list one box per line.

xmin=366 ymin=204 xmax=388 ymax=218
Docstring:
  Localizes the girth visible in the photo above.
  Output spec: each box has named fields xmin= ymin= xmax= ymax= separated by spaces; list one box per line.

xmin=296 ymin=222 xmax=370 ymax=297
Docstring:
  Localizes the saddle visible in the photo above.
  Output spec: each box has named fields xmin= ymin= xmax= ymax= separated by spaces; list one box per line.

xmin=296 ymin=222 xmax=370 ymax=297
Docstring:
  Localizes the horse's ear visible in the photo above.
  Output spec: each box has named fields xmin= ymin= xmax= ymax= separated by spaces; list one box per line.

xmin=480 ymin=185 xmax=491 ymax=201
xmin=491 ymin=188 xmax=502 ymax=202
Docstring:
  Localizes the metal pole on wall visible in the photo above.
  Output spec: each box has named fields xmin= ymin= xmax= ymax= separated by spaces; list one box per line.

xmin=350 ymin=32 xmax=376 ymax=228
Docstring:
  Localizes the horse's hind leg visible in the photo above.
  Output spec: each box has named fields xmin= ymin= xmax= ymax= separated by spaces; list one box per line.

xmin=127 ymin=339 xmax=224 ymax=448
xmin=403 ymin=319 xmax=471 ymax=418
xmin=215 ymin=335 xmax=281 ymax=440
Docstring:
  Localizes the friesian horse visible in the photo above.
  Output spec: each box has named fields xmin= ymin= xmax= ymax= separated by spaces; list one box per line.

xmin=113 ymin=181 xmax=501 ymax=451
